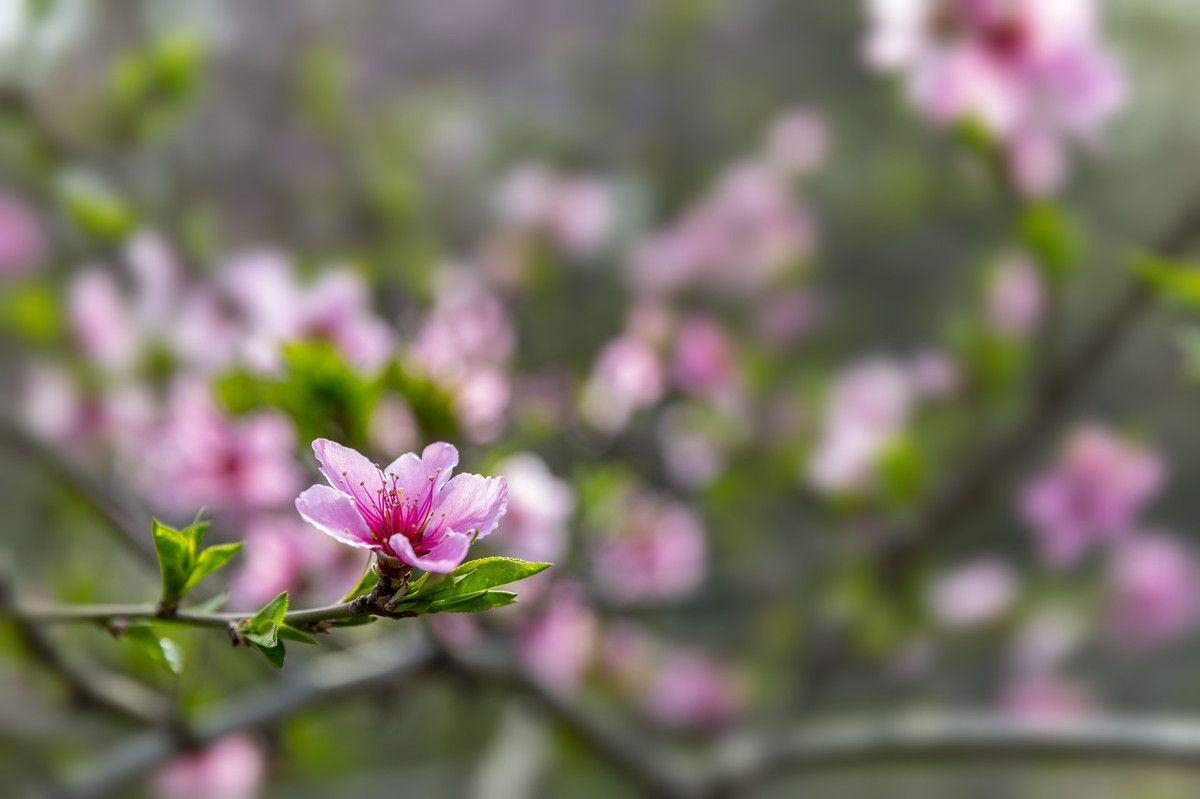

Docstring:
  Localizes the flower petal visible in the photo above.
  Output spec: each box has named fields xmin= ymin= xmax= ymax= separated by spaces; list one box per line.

xmin=388 ymin=530 xmax=471 ymax=573
xmin=384 ymin=441 xmax=459 ymax=498
xmin=434 ymin=472 xmax=508 ymax=541
xmin=295 ymin=484 xmax=376 ymax=549
xmin=313 ymin=438 xmax=383 ymax=496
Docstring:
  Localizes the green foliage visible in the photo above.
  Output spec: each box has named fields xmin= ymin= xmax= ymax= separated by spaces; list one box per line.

xmin=877 ymin=435 xmax=929 ymax=512
xmin=124 ymin=623 xmax=185 ymax=675
xmin=384 ymin=363 xmax=461 ymax=443
xmin=109 ymin=32 xmax=205 ymax=141
xmin=151 ymin=518 xmax=242 ymax=611
xmin=1134 ymin=253 xmax=1200 ymax=310
xmin=1020 ymin=203 xmax=1080 ymax=283
xmin=240 ymin=592 xmax=289 ymax=668
xmin=58 ymin=174 xmax=136 ymax=243
xmin=217 ymin=341 xmax=380 ymax=449
xmin=339 ymin=564 xmax=380 ymax=603
xmin=392 ymin=557 xmax=551 ymax=615
xmin=0 ymin=280 xmax=61 ymax=345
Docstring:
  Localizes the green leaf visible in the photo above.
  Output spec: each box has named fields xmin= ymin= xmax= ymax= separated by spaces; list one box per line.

xmin=440 ymin=557 xmax=552 ymax=598
xmin=429 ymin=590 xmax=518 ymax=613
xmin=251 ymin=640 xmax=286 ymax=668
xmin=181 ymin=543 xmax=242 ymax=595
xmin=151 ymin=519 xmax=197 ymax=607
xmin=58 ymin=174 xmax=136 ymax=243
xmin=1020 ymin=203 xmax=1079 ymax=282
xmin=241 ymin=592 xmax=289 ymax=648
xmin=125 ymin=624 xmax=184 ymax=675
xmin=1133 ymin=253 xmax=1200 ymax=310
xmin=278 ymin=624 xmax=318 ymax=645
xmin=339 ymin=563 xmax=379 ymax=602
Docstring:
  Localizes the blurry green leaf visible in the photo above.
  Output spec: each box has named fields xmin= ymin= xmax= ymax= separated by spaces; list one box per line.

xmin=125 ymin=624 xmax=184 ymax=675
xmin=0 ymin=281 xmax=61 ymax=344
xmin=241 ymin=591 xmax=289 ymax=648
xmin=58 ymin=175 xmax=135 ymax=243
xmin=151 ymin=33 xmax=204 ymax=99
xmin=1020 ymin=203 xmax=1080 ymax=282
xmin=339 ymin=563 xmax=379 ymax=603
xmin=1133 ymin=253 xmax=1200 ymax=310
xmin=877 ymin=436 xmax=929 ymax=511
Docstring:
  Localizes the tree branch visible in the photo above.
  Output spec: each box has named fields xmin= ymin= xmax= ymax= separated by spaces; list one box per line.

xmin=705 ymin=713 xmax=1200 ymax=796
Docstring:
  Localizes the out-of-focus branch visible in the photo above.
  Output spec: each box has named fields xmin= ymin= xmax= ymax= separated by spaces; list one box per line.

xmin=440 ymin=644 xmax=699 ymax=799
xmin=704 ymin=713 xmax=1200 ymax=797
xmin=0 ymin=417 xmax=156 ymax=566
xmin=882 ymin=196 xmax=1200 ymax=568
xmin=0 ymin=572 xmax=167 ymax=727
xmin=51 ymin=636 xmax=438 ymax=799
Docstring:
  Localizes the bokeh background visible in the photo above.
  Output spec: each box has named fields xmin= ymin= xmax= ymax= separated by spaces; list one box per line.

xmin=4 ymin=0 xmax=1200 ymax=796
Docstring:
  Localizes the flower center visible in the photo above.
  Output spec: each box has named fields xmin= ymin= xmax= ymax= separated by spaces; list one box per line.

xmin=338 ymin=467 xmax=444 ymax=550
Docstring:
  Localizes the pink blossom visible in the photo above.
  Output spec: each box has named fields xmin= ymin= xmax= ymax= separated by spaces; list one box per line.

xmin=68 ymin=267 xmax=140 ymax=371
xmin=294 ymin=269 xmax=393 ymax=371
xmin=643 ymin=651 xmax=743 ymax=730
xmin=1009 ymin=606 xmax=1085 ymax=674
xmin=928 ymin=557 xmax=1017 ymax=629
xmin=908 ymin=348 xmax=961 ymax=399
xmin=807 ymin=358 xmax=914 ymax=494
xmin=368 ymin=395 xmax=420 ymax=457
xmin=864 ymin=0 xmax=1125 ymax=195
xmin=657 ymin=406 xmax=725 ymax=491
xmin=493 ymin=163 xmax=614 ymax=256
xmin=671 ymin=316 xmax=736 ymax=398
xmin=20 ymin=366 xmax=155 ymax=455
xmin=986 ymin=253 xmax=1045 ymax=336
xmin=999 ymin=674 xmax=1093 ymax=724
xmin=591 ymin=493 xmax=706 ymax=604
xmin=1107 ymin=534 xmax=1200 ymax=652
xmin=141 ymin=381 xmax=301 ymax=516
xmin=0 ymin=193 xmax=46 ymax=276
xmin=763 ymin=108 xmax=830 ymax=177
xmin=495 ymin=453 xmax=574 ymax=563
xmin=630 ymin=162 xmax=814 ymax=295
xmin=756 ymin=290 xmax=823 ymax=346
xmin=580 ymin=335 xmax=665 ymax=433
xmin=599 ymin=622 xmax=658 ymax=690
xmin=153 ymin=734 xmax=266 ymax=799
xmin=518 ymin=582 xmax=597 ymax=694
xmin=230 ymin=516 xmax=364 ymax=609
xmin=1020 ymin=425 xmax=1164 ymax=568
xmin=295 ymin=439 xmax=507 ymax=573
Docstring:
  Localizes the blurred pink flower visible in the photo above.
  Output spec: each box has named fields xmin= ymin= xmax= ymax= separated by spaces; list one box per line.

xmin=1009 ymin=606 xmax=1085 ymax=674
xmin=763 ymin=108 xmax=830 ymax=177
xmin=0 ymin=193 xmax=46 ymax=276
xmin=153 ymin=734 xmax=266 ymax=799
xmin=518 ymin=582 xmax=597 ymax=694
xmin=294 ymin=269 xmax=394 ymax=371
xmin=68 ymin=267 xmax=140 ymax=371
xmin=295 ymin=439 xmax=507 ymax=573
xmin=599 ymin=621 xmax=658 ymax=690
xmin=908 ymin=348 xmax=961 ymax=399
xmin=230 ymin=516 xmax=364 ymax=609
xmin=756 ymin=290 xmax=823 ymax=346
xmin=591 ymin=493 xmax=707 ymax=604
xmin=1020 ymin=425 xmax=1164 ymax=568
xmin=643 ymin=651 xmax=743 ymax=731
xmin=493 ymin=163 xmax=614 ymax=256
xmin=580 ymin=335 xmax=665 ymax=434
xmin=986 ymin=253 xmax=1044 ymax=336
xmin=630 ymin=162 xmax=814 ymax=295
xmin=368 ymin=394 xmax=420 ymax=457
xmin=1107 ymin=534 xmax=1200 ymax=652
xmin=495 ymin=453 xmax=574 ymax=563
xmin=671 ymin=316 xmax=737 ymax=399
xmin=807 ymin=358 xmax=913 ymax=494
xmin=928 ymin=557 xmax=1017 ymax=629
xmin=1000 ymin=674 xmax=1093 ymax=724
xmin=410 ymin=272 xmax=515 ymax=442
xmin=657 ymin=406 xmax=725 ymax=491
xmin=864 ymin=0 xmax=1125 ymax=196
xmin=141 ymin=381 xmax=301 ymax=516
